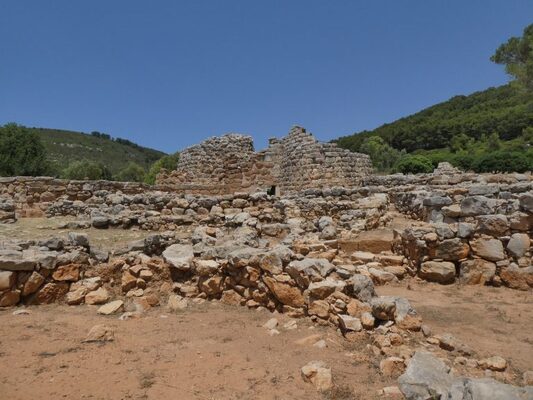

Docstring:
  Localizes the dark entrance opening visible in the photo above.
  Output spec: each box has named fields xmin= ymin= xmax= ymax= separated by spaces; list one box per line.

xmin=267 ymin=185 xmax=277 ymax=196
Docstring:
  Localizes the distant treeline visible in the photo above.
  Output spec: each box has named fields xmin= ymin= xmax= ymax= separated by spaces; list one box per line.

xmin=0 ymin=123 xmax=178 ymax=184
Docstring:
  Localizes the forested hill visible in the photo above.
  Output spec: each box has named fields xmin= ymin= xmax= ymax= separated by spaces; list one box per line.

xmin=32 ymin=128 xmax=166 ymax=175
xmin=335 ymin=84 xmax=533 ymax=153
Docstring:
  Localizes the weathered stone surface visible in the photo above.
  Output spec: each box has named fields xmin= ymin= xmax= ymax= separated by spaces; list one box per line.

xmin=419 ymin=261 xmax=456 ymax=284
xmin=476 ymin=214 xmax=509 ymax=236
xmin=83 ymin=325 xmax=114 ymax=342
xmin=66 ymin=287 xmax=88 ymax=305
xmin=350 ymin=274 xmax=376 ymax=302
xmin=449 ymin=377 xmax=533 ymax=400
xmin=85 ymin=287 xmax=110 ymax=305
xmin=478 ymin=356 xmax=507 ymax=372
xmin=300 ymin=360 xmax=332 ymax=392
xmin=0 ymin=251 xmax=36 ymax=271
xmin=307 ymin=280 xmax=345 ymax=300
xmin=33 ymin=282 xmax=69 ymax=304
xmin=308 ymin=299 xmax=330 ymax=319
xmin=286 ymin=259 xmax=334 ymax=284
xmin=52 ymin=264 xmax=80 ymax=281
xmin=97 ymin=300 xmax=124 ymax=315
xmin=198 ymin=275 xmax=224 ymax=296
xmin=459 ymin=259 xmax=496 ymax=285
xmin=163 ymin=244 xmax=194 ymax=271
xmin=380 ymin=357 xmax=405 ymax=377
xmin=68 ymin=232 xmax=89 ymax=248
xmin=500 ymin=265 xmax=533 ymax=290
xmin=0 ymin=270 xmax=15 ymax=291
xmin=263 ymin=276 xmax=304 ymax=307
xmin=460 ymin=196 xmax=493 ymax=216
xmin=22 ymin=271 xmax=45 ymax=295
xmin=471 ymin=238 xmax=505 ymax=262
xmin=193 ymin=259 xmax=220 ymax=276
xmin=167 ymin=294 xmax=188 ymax=311
xmin=0 ymin=290 xmax=20 ymax=306
xmin=398 ymin=351 xmax=453 ymax=400
xmin=429 ymin=238 xmax=469 ymax=261
xmin=338 ymin=315 xmax=362 ymax=332
xmin=506 ymin=233 xmax=530 ymax=258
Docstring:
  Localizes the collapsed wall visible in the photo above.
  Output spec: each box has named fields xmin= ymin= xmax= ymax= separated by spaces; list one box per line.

xmin=156 ymin=126 xmax=373 ymax=195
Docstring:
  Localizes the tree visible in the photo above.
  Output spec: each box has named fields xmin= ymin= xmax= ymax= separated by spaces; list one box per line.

xmin=116 ymin=162 xmax=146 ymax=182
xmin=359 ymin=137 xmax=403 ymax=172
xmin=144 ymin=152 xmax=179 ymax=184
xmin=0 ymin=123 xmax=48 ymax=176
xmin=450 ymin=133 xmax=474 ymax=153
xmin=395 ymin=155 xmax=434 ymax=174
xmin=491 ymin=24 xmax=533 ymax=91
xmin=61 ymin=161 xmax=110 ymax=180
xmin=485 ymin=132 xmax=501 ymax=152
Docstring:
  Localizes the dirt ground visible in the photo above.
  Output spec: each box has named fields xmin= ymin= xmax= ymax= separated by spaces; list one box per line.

xmin=379 ymin=280 xmax=533 ymax=373
xmin=0 ymin=217 xmax=190 ymax=251
xmin=0 ymin=302 xmax=394 ymax=400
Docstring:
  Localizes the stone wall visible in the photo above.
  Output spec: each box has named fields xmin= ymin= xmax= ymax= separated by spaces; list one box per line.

xmin=157 ymin=126 xmax=373 ymax=195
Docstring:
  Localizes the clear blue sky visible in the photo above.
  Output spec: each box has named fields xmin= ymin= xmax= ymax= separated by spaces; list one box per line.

xmin=1 ymin=1 xmax=531 ymax=153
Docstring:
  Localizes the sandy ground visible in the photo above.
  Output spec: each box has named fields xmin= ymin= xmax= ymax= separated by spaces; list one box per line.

xmin=0 ymin=302 xmax=394 ymax=400
xmin=379 ymin=280 xmax=533 ymax=373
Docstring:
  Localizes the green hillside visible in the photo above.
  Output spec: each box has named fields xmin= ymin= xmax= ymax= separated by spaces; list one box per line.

xmin=31 ymin=128 xmax=166 ymax=175
xmin=335 ymin=84 xmax=533 ymax=153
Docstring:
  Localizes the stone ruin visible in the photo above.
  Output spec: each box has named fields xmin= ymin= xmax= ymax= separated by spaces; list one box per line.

xmin=0 ymin=150 xmax=532 ymax=398
xmin=156 ymin=126 xmax=373 ymax=195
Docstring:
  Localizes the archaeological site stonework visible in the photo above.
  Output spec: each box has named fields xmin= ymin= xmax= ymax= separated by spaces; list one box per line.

xmin=156 ymin=126 xmax=373 ymax=195
xmin=1 ymin=135 xmax=533 ymax=398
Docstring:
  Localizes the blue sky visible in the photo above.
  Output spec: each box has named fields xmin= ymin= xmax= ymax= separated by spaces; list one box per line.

xmin=1 ymin=1 xmax=531 ymax=153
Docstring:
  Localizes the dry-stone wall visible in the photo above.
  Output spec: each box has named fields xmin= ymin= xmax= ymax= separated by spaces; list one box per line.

xmin=157 ymin=126 xmax=373 ymax=195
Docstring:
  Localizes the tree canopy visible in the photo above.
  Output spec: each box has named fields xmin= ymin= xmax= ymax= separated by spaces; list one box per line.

xmin=491 ymin=24 xmax=533 ymax=91
xmin=0 ymin=123 xmax=48 ymax=176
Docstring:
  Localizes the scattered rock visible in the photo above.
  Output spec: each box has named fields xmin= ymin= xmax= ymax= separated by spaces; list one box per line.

xmin=83 ymin=324 xmax=114 ymax=342
xmin=97 ymin=300 xmax=124 ymax=315
xmin=301 ymin=360 xmax=332 ymax=392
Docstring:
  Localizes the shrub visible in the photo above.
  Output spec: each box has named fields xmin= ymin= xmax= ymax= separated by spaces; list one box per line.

xmin=473 ymin=151 xmax=532 ymax=173
xmin=62 ymin=161 xmax=111 ymax=180
xmin=115 ymin=162 xmax=146 ymax=182
xmin=395 ymin=155 xmax=434 ymax=174
xmin=144 ymin=152 xmax=179 ymax=184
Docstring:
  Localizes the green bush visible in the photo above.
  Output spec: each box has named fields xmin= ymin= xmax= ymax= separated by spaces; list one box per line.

xmin=115 ymin=162 xmax=146 ymax=182
xmin=144 ymin=152 xmax=179 ymax=184
xmin=473 ymin=151 xmax=532 ymax=173
xmin=395 ymin=155 xmax=434 ymax=174
xmin=62 ymin=161 xmax=112 ymax=180
xmin=0 ymin=123 xmax=48 ymax=176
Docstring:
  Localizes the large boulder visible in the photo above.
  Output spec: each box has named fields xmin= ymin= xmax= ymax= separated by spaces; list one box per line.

xmin=449 ymin=377 xmax=533 ymax=400
xmin=459 ymin=259 xmax=496 ymax=285
xmin=349 ymin=274 xmax=376 ymax=302
xmin=460 ymin=196 xmax=493 ymax=217
xmin=419 ymin=261 xmax=456 ymax=284
xmin=471 ymin=238 xmax=505 ymax=262
xmin=262 ymin=276 xmax=305 ymax=308
xmin=163 ymin=244 xmax=194 ymax=271
xmin=429 ymin=239 xmax=469 ymax=261
xmin=286 ymin=258 xmax=334 ymax=287
xmin=476 ymin=215 xmax=509 ymax=237
xmin=500 ymin=266 xmax=533 ymax=290
xmin=506 ymin=233 xmax=530 ymax=258
xmin=398 ymin=351 xmax=453 ymax=400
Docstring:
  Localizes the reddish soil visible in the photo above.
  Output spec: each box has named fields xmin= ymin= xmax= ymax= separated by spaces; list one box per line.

xmin=0 ymin=302 xmax=394 ymax=400
xmin=379 ymin=280 xmax=533 ymax=373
